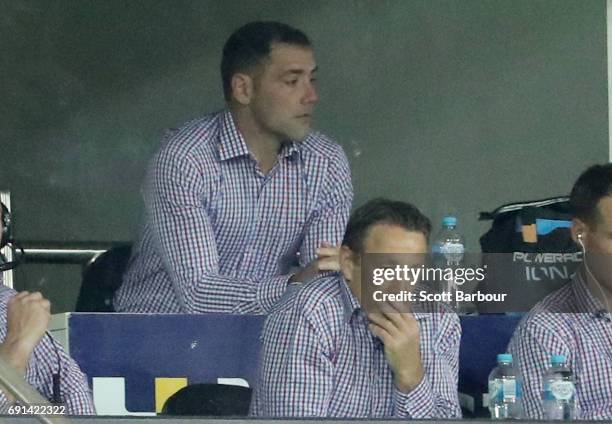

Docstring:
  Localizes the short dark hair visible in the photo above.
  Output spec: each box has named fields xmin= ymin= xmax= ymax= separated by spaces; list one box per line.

xmin=221 ymin=21 xmax=311 ymax=101
xmin=342 ymin=198 xmax=432 ymax=254
xmin=570 ymin=163 xmax=612 ymax=226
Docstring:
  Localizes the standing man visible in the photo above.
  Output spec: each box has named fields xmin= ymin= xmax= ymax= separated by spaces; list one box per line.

xmin=115 ymin=22 xmax=353 ymax=314
xmin=251 ymin=199 xmax=461 ymax=418
xmin=508 ymin=164 xmax=612 ymax=420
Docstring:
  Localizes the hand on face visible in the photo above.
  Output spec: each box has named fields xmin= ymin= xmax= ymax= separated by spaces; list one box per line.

xmin=367 ymin=302 xmax=424 ymax=393
xmin=0 ymin=291 xmax=51 ymax=374
xmin=337 ymin=222 xmax=429 ymax=392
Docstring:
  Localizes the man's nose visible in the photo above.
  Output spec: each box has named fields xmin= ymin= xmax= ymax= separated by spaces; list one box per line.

xmin=303 ymin=81 xmax=318 ymax=105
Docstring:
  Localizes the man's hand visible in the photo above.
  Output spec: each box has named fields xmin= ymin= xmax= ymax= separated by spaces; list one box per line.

xmin=367 ymin=305 xmax=424 ymax=393
xmin=0 ymin=292 xmax=51 ymax=375
xmin=290 ymin=242 xmax=340 ymax=284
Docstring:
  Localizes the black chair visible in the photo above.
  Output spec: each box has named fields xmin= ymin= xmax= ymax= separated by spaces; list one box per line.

xmin=75 ymin=244 xmax=132 ymax=312
xmin=161 ymin=384 xmax=252 ymax=416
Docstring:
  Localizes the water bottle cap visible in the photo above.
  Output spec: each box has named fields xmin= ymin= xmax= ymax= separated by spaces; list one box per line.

xmin=497 ymin=353 xmax=513 ymax=363
xmin=442 ymin=216 xmax=457 ymax=227
xmin=551 ymin=354 xmax=566 ymax=365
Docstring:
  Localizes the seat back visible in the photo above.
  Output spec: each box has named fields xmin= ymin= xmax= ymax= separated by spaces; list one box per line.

xmin=161 ymin=383 xmax=252 ymax=416
xmin=76 ymin=244 xmax=132 ymax=312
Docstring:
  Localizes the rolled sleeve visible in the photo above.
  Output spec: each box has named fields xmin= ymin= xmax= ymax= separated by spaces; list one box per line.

xmin=257 ymin=275 xmax=293 ymax=313
xmin=393 ymin=377 xmax=435 ymax=418
xmin=298 ymin=146 xmax=352 ymax=265
xmin=393 ymin=312 xmax=462 ymax=419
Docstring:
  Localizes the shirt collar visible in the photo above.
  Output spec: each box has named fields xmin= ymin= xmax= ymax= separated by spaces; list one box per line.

xmin=279 ymin=140 xmax=301 ymax=160
xmin=218 ymin=109 xmax=301 ymax=161
xmin=218 ymin=110 xmax=250 ymax=161
xmin=339 ymin=275 xmax=361 ymax=324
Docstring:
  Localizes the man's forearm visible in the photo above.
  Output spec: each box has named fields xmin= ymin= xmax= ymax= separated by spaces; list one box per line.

xmin=0 ymin=341 xmax=30 ymax=376
xmin=177 ymin=272 xmax=291 ymax=314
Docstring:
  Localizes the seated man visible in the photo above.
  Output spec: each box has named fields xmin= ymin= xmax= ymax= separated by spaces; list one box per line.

xmin=0 ymin=207 xmax=94 ymax=414
xmin=250 ymin=198 xmax=461 ymax=418
xmin=508 ymin=164 xmax=612 ymax=420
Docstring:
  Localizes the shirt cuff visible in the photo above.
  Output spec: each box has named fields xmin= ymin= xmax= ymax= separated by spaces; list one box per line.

xmin=393 ymin=376 xmax=435 ymax=418
xmin=257 ymin=274 xmax=292 ymax=313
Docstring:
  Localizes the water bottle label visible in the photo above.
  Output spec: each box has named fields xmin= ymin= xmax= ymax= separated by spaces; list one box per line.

xmin=551 ymin=381 xmax=574 ymax=401
xmin=440 ymin=242 xmax=465 ymax=255
xmin=489 ymin=378 xmax=517 ymax=402
xmin=440 ymin=243 xmax=464 ymax=265
xmin=502 ymin=379 xmax=517 ymax=401
xmin=543 ymin=383 xmax=554 ymax=401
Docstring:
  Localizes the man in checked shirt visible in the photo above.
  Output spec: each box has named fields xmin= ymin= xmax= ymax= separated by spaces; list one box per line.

xmin=115 ymin=21 xmax=352 ymax=314
xmin=251 ymin=199 xmax=462 ymax=418
xmin=508 ymin=164 xmax=612 ymax=420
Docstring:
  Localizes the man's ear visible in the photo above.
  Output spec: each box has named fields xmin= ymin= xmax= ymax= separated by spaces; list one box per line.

xmin=339 ymin=245 xmax=355 ymax=281
xmin=571 ymin=218 xmax=588 ymax=246
xmin=230 ymin=73 xmax=254 ymax=105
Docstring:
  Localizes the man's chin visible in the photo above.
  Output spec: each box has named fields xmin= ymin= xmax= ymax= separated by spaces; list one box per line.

xmin=285 ymin=120 xmax=312 ymax=141
xmin=290 ymin=128 xmax=311 ymax=142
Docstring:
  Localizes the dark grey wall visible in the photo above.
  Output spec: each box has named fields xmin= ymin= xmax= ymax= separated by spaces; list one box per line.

xmin=1 ymin=0 xmax=607 ymax=311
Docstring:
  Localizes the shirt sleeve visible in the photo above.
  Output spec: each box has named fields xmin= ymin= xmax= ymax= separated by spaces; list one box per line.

xmin=0 ymin=390 xmax=11 ymax=411
xmin=0 ymin=337 xmax=95 ymax=415
xmin=297 ymin=146 xmax=353 ymax=265
xmin=508 ymin=317 xmax=572 ymax=420
xmin=393 ymin=312 xmax=462 ymax=419
xmin=250 ymin=303 xmax=335 ymax=417
xmin=30 ymin=335 xmax=96 ymax=415
xmin=146 ymin=148 xmax=291 ymax=314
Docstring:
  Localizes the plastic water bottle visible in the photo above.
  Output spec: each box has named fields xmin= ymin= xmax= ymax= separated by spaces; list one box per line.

xmin=432 ymin=216 xmax=466 ymax=309
xmin=488 ymin=353 xmax=523 ymax=419
xmin=432 ymin=216 xmax=465 ymax=266
xmin=542 ymin=355 xmax=576 ymax=420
